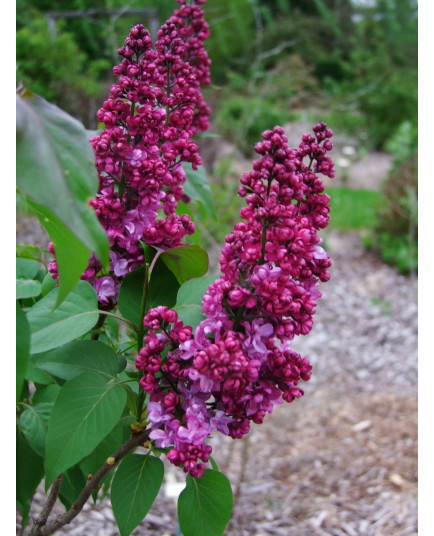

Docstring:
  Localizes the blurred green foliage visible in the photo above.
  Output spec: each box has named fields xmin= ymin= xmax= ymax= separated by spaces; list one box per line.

xmin=206 ymin=0 xmax=417 ymax=152
xmin=16 ymin=0 xmax=418 ymax=275
xmin=16 ymin=0 xmax=174 ymax=126
xmin=365 ymin=122 xmax=418 ymax=275
xmin=16 ymin=0 xmax=417 ymax=150
xmin=326 ymin=188 xmax=382 ymax=231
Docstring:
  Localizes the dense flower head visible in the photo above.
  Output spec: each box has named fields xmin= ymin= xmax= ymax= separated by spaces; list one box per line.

xmin=136 ymin=123 xmax=333 ymax=476
xmin=48 ymin=0 xmax=211 ymax=306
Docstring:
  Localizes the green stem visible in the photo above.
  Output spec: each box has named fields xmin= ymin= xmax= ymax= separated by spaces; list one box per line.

xmin=232 ymin=305 xmax=246 ymax=331
xmin=135 ymin=262 xmax=151 ymax=421
xmin=137 ymin=263 xmax=150 ymax=351
xmin=88 ymin=311 xmax=139 ymax=333
xmin=91 ymin=313 xmax=106 ymax=340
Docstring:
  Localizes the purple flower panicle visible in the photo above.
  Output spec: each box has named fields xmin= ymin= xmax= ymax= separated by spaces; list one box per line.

xmin=48 ymin=0 xmax=211 ymax=306
xmin=136 ymin=123 xmax=334 ymax=476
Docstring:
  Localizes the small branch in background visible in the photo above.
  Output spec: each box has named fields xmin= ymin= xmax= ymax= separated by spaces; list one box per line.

xmin=256 ymin=39 xmax=300 ymax=63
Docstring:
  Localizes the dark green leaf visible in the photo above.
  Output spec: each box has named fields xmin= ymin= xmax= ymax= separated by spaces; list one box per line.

xmin=26 ymin=280 xmax=99 ymax=354
xmin=16 ymin=302 xmax=30 ymax=402
xmin=25 ymin=361 xmax=58 ymax=385
xmin=111 ymin=454 xmax=165 ymax=536
xmin=178 ymin=469 xmax=233 ymax=536
xmin=20 ymin=402 xmax=53 ymax=457
xmin=118 ymin=353 xmax=128 ymax=374
xmin=117 ymin=260 xmax=180 ymax=326
xmin=45 ymin=372 xmax=127 ymax=488
xmin=117 ymin=266 xmax=147 ymax=327
xmin=182 ymin=162 xmax=216 ymax=219
xmin=16 ymin=427 xmax=44 ymax=520
xmin=58 ymin=465 xmax=87 ymax=510
xmin=32 ymin=384 xmax=61 ymax=405
xmin=160 ymin=245 xmax=208 ymax=285
xmin=32 ymin=340 xmax=119 ymax=381
xmin=174 ymin=275 xmax=219 ymax=329
xmin=80 ymin=426 xmax=126 ymax=479
xmin=16 ymin=279 xmax=42 ymax=299
xmin=148 ymin=258 xmax=180 ymax=309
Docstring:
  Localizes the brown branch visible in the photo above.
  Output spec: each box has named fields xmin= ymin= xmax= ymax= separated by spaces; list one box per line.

xmin=33 ymin=429 xmax=151 ymax=536
xmin=30 ymin=475 xmax=63 ymax=536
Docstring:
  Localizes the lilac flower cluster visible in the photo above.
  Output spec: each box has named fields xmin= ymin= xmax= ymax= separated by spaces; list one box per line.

xmin=136 ymin=124 xmax=334 ymax=477
xmin=49 ymin=0 xmax=211 ymax=307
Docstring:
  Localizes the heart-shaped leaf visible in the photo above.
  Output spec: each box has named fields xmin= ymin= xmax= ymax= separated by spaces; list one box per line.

xmin=26 ymin=280 xmax=99 ymax=354
xmin=45 ymin=372 xmax=126 ymax=488
xmin=178 ymin=469 xmax=233 ymax=536
xmin=160 ymin=245 xmax=208 ymax=285
xmin=111 ymin=454 xmax=165 ymax=536
xmin=174 ymin=275 xmax=219 ymax=329
xmin=16 ymin=279 xmax=42 ymax=299
xmin=118 ymin=259 xmax=180 ymax=326
xmin=20 ymin=402 xmax=53 ymax=457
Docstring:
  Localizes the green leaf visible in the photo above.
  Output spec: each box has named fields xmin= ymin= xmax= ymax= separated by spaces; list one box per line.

xmin=16 ymin=93 xmax=109 ymax=267
xmin=174 ymin=275 xmax=219 ymax=329
xmin=32 ymin=384 xmax=61 ymax=405
xmin=117 ymin=266 xmax=147 ymax=327
xmin=58 ymin=465 xmax=87 ymax=510
xmin=32 ymin=340 xmax=119 ymax=381
xmin=160 ymin=245 xmax=209 ymax=285
xmin=178 ymin=469 xmax=233 ymax=536
xmin=176 ymin=201 xmax=203 ymax=247
xmin=148 ymin=258 xmax=180 ymax=309
xmin=41 ymin=272 xmax=57 ymax=296
xmin=16 ymin=279 xmax=42 ymax=299
xmin=25 ymin=361 xmax=58 ymax=385
xmin=28 ymin=200 xmax=93 ymax=306
xmin=16 ymin=244 xmax=47 ymax=263
xmin=45 ymin=372 xmax=127 ymax=488
xmin=80 ymin=425 xmax=127 ymax=480
xmin=26 ymin=280 xmax=99 ymax=354
xmin=117 ymin=259 xmax=180 ymax=326
xmin=182 ymin=162 xmax=216 ymax=219
xmin=111 ymin=454 xmax=165 ymax=536
xmin=16 ymin=427 xmax=44 ymax=521
xmin=209 ymin=455 xmax=219 ymax=472
xmin=16 ymin=257 xmax=39 ymax=279
xmin=16 ymin=302 xmax=30 ymax=402
xmin=20 ymin=402 xmax=53 ymax=457
xmin=16 ymin=92 xmax=109 ymax=304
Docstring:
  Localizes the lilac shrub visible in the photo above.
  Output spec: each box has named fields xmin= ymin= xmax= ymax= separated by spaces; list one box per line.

xmin=23 ymin=1 xmax=335 ymax=533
